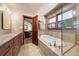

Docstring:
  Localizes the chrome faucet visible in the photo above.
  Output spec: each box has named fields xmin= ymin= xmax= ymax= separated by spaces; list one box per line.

xmin=49 ymin=43 xmax=52 ymax=46
xmin=48 ymin=42 xmax=52 ymax=46
xmin=54 ymin=41 xmax=56 ymax=47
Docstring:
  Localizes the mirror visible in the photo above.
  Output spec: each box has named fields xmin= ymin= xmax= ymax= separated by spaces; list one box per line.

xmin=0 ymin=10 xmax=2 ymax=30
xmin=0 ymin=7 xmax=11 ymax=32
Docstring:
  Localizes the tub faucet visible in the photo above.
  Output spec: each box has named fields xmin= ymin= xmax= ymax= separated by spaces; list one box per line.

xmin=54 ymin=41 xmax=56 ymax=47
xmin=49 ymin=43 xmax=52 ymax=46
xmin=48 ymin=42 xmax=52 ymax=46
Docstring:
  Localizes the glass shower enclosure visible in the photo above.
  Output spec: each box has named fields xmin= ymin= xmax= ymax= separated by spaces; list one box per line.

xmin=38 ymin=3 xmax=79 ymax=56
xmin=61 ymin=3 xmax=77 ymax=55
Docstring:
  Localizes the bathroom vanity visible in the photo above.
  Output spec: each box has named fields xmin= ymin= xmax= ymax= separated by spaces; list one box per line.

xmin=0 ymin=7 xmax=24 ymax=56
xmin=0 ymin=32 xmax=23 ymax=56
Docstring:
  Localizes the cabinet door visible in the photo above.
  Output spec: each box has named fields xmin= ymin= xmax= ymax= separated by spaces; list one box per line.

xmin=12 ymin=33 xmax=22 ymax=56
xmin=13 ymin=36 xmax=19 ymax=46
xmin=0 ymin=39 xmax=13 ymax=56
xmin=19 ymin=33 xmax=23 ymax=45
xmin=5 ymin=48 xmax=13 ymax=56
xmin=12 ymin=45 xmax=20 ymax=56
xmin=12 ymin=46 xmax=17 ymax=56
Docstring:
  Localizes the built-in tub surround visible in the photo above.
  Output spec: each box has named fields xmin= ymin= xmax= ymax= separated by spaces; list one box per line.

xmin=38 ymin=34 xmax=76 ymax=55
xmin=38 ymin=35 xmax=62 ymax=55
xmin=45 ymin=30 xmax=61 ymax=39
xmin=40 ymin=35 xmax=64 ymax=47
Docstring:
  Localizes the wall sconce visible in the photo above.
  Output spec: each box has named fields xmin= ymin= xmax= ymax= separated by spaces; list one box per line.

xmin=5 ymin=8 xmax=12 ymax=14
xmin=73 ymin=10 xmax=76 ymax=15
xmin=0 ymin=6 xmax=12 ymax=14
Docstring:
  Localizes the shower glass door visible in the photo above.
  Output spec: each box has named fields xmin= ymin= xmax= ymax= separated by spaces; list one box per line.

xmin=61 ymin=4 xmax=76 ymax=55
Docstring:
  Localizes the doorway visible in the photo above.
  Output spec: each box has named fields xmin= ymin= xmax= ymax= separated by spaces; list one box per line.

xmin=23 ymin=15 xmax=38 ymax=45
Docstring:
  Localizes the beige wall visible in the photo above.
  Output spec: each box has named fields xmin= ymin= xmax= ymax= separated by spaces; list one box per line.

xmin=37 ymin=4 xmax=57 ymax=31
xmin=0 ymin=4 xmax=23 ymax=33
xmin=0 ymin=3 xmax=35 ymax=34
xmin=11 ymin=11 xmax=22 ymax=32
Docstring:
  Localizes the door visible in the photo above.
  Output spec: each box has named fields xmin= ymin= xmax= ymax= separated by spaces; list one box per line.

xmin=23 ymin=16 xmax=32 ymax=44
xmin=32 ymin=16 xmax=38 ymax=45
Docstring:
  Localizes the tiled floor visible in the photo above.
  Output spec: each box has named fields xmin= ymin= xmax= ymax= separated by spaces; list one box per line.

xmin=18 ymin=43 xmax=44 ymax=56
xmin=24 ymin=38 xmax=32 ymax=44
xmin=18 ymin=42 xmax=79 ymax=56
xmin=64 ymin=45 xmax=79 ymax=56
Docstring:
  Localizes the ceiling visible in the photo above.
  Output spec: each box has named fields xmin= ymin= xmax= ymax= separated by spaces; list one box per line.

xmin=0 ymin=3 xmax=58 ymax=16
xmin=16 ymin=3 xmax=58 ymax=15
xmin=17 ymin=3 xmax=43 ymax=12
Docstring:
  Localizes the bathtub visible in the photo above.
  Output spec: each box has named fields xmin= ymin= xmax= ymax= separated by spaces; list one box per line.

xmin=38 ymin=35 xmax=65 ymax=56
xmin=40 ymin=35 xmax=64 ymax=47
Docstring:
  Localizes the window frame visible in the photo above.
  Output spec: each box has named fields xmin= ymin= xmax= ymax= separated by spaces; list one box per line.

xmin=47 ymin=16 xmax=58 ymax=30
xmin=47 ymin=9 xmax=76 ymax=30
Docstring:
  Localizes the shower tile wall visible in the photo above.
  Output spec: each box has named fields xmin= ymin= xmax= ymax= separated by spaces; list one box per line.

xmin=45 ymin=30 xmax=61 ymax=39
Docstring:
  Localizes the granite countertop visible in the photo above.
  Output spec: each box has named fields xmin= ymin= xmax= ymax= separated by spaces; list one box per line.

xmin=0 ymin=32 xmax=21 ymax=46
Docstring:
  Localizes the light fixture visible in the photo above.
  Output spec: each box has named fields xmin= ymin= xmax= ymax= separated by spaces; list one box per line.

xmin=0 ymin=6 xmax=12 ymax=14
xmin=73 ymin=10 xmax=76 ymax=15
xmin=5 ymin=8 xmax=12 ymax=14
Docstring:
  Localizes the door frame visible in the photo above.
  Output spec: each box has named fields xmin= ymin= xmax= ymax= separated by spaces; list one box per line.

xmin=23 ymin=15 xmax=38 ymax=45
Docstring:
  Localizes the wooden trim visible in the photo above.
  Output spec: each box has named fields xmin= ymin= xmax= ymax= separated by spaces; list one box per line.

xmin=48 ymin=28 xmax=61 ymax=30
xmin=22 ymin=16 xmax=24 ymax=44
xmin=23 ymin=15 xmax=33 ymax=19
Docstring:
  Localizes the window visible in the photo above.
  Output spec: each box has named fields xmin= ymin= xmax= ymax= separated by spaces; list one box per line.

xmin=62 ymin=10 xmax=73 ymax=29
xmin=47 ymin=9 xmax=75 ymax=30
xmin=48 ymin=24 xmax=52 ymax=28
xmin=63 ymin=10 xmax=73 ymax=20
xmin=48 ymin=17 xmax=56 ymax=29
xmin=58 ymin=14 xmax=62 ymax=21
xmin=58 ymin=14 xmax=62 ymax=28
xmin=48 ymin=17 xmax=56 ymax=23
xmin=73 ymin=21 xmax=79 ymax=28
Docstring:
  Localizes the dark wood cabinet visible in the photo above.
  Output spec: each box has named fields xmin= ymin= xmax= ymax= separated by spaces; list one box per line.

xmin=12 ymin=33 xmax=23 ymax=56
xmin=0 ymin=33 xmax=23 ymax=56
xmin=5 ymin=48 xmax=13 ymax=56
xmin=0 ymin=39 xmax=13 ymax=56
